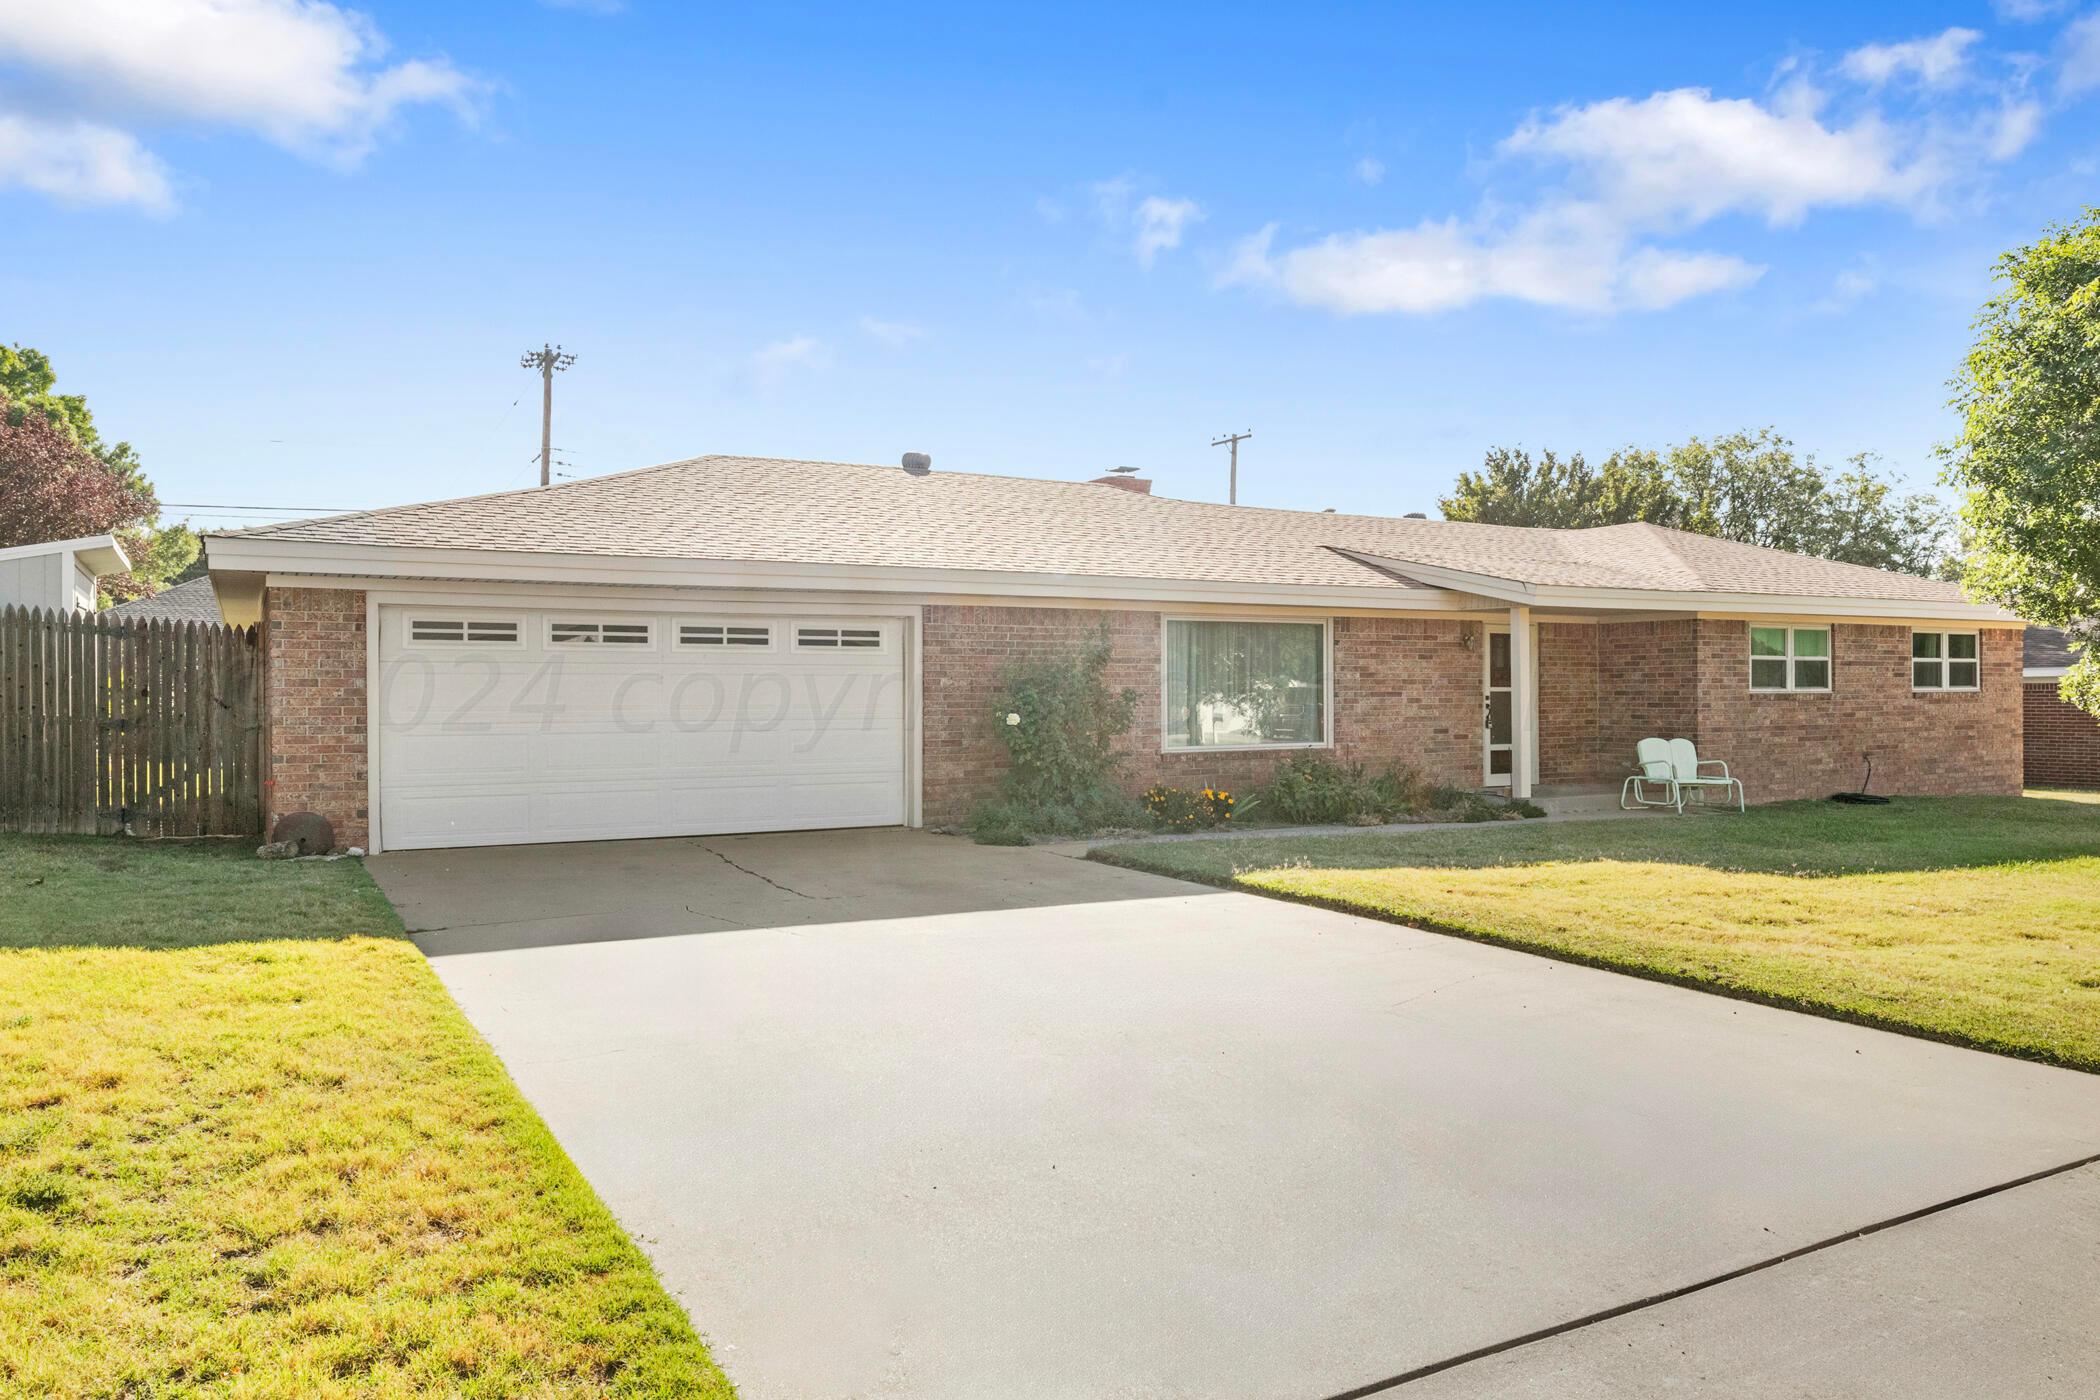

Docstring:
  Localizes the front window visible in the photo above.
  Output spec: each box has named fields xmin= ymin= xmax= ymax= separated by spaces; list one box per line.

xmin=1163 ymin=618 xmax=1327 ymax=750
xmin=1749 ymin=626 xmax=1831 ymax=692
xmin=1913 ymin=631 xmax=1979 ymax=690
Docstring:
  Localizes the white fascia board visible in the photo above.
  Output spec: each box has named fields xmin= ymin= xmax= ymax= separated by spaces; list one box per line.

xmin=205 ymin=536 xmax=1468 ymax=612
xmin=0 ymin=533 xmax=127 ymax=573
xmin=1343 ymin=550 xmax=2023 ymax=625
xmin=2025 ymin=667 xmax=2070 ymax=680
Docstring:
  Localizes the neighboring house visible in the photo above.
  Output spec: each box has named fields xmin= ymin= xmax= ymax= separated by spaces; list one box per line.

xmin=101 ymin=576 xmax=225 ymax=625
xmin=0 ymin=534 xmax=128 ymax=614
xmin=202 ymin=454 xmax=2024 ymax=854
xmin=2024 ymin=626 xmax=2099 ymax=788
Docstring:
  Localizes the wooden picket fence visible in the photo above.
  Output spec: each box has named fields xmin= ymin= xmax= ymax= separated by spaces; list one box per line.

xmin=0 ymin=605 xmax=263 ymax=837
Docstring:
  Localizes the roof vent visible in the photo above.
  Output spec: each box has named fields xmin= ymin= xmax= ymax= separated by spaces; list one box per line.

xmin=1088 ymin=466 xmax=1152 ymax=494
xmin=901 ymin=452 xmax=932 ymax=475
xmin=1403 ymin=511 xmax=1428 ymax=519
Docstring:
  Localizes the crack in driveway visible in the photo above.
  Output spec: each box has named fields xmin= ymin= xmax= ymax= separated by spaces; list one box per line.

xmin=691 ymin=842 xmax=829 ymax=900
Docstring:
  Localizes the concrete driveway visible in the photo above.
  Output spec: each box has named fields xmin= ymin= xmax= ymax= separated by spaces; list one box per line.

xmin=373 ymin=830 xmax=2100 ymax=1400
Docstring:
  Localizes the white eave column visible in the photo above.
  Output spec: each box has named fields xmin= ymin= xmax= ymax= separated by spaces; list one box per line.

xmin=1509 ymin=605 xmax=1534 ymax=800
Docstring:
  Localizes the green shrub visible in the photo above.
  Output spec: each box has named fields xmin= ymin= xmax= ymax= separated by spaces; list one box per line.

xmin=963 ymin=787 xmax=1147 ymax=844
xmin=1259 ymin=755 xmax=1428 ymax=824
xmin=988 ymin=623 xmax=1137 ymax=806
xmin=964 ymin=625 xmax=1142 ymax=842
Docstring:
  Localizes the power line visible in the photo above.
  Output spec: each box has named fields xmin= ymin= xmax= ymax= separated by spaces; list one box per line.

xmin=160 ymin=502 xmax=366 ymax=512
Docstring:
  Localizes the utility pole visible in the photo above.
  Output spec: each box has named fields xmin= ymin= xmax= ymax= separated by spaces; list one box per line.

xmin=520 ymin=343 xmax=576 ymax=486
xmin=1211 ymin=429 xmax=1253 ymax=504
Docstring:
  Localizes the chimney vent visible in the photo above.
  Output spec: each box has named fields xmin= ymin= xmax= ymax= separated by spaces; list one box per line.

xmin=901 ymin=452 xmax=932 ymax=475
xmin=1088 ymin=467 xmax=1152 ymax=494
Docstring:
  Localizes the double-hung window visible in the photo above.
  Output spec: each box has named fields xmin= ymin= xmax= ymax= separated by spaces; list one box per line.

xmin=1912 ymin=631 xmax=1979 ymax=691
xmin=1749 ymin=626 xmax=1830 ymax=692
xmin=1163 ymin=618 xmax=1327 ymax=750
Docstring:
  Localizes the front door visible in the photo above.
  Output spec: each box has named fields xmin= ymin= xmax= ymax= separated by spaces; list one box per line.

xmin=1483 ymin=628 xmax=1512 ymax=788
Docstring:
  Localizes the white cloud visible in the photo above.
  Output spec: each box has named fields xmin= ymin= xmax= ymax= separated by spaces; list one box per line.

xmin=0 ymin=113 xmax=172 ymax=211
xmin=1986 ymin=98 xmax=2044 ymax=160
xmin=749 ymin=336 xmax=830 ymax=386
xmin=1499 ymin=87 xmax=1934 ymax=228
xmin=1617 ymin=246 xmax=1766 ymax=309
xmin=1222 ymin=77 xmax=1997 ymax=317
xmin=858 ymin=317 xmax=928 ymax=347
xmin=1840 ymin=28 xmax=1981 ymax=89
xmin=1993 ymin=0 xmax=2070 ymax=21
xmin=0 ymin=0 xmax=483 ymax=207
xmin=1088 ymin=176 xmax=1203 ymax=264
xmin=1133 ymin=195 xmax=1202 ymax=265
xmin=1223 ymin=207 xmax=1761 ymax=315
xmin=2061 ymin=13 xmax=2100 ymax=96
xmin=1352 ymin=155 xmax=1385 ymax=186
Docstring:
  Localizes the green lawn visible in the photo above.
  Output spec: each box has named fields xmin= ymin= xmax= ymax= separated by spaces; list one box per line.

xmin=0 ymin=837 xmax=732 ymax=1398
xmin=1093 ymin=794 xmax=2100 ymax=1072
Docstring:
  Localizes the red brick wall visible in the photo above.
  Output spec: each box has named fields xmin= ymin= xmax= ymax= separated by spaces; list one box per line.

xmin=1693 ymin=621 xmax=2022 ymax=803
xmin=920 ymin=605 xmax=1481 ymax=826
xmin=1538 ymin=622 xmax=1599 ymax=785
xmin=2025 ymin=680 xmax=2100 ymax=787
xmin=262 ymin=587 xmax=368 ymax=851
xmin=1594 ymin=619 xmax=1700 ymax=782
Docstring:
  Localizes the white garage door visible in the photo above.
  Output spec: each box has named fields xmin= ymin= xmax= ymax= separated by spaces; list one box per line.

xmin=375 ymin=606 xmax=909 ymax=850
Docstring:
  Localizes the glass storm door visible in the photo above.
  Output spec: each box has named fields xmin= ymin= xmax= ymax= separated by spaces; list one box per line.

xmin=1483 ymin=629 xmax=1513 ymax=787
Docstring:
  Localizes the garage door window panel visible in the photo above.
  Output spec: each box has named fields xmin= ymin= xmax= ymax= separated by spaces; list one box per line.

xmin=680 ymin=622 xmax=775 ymax=651
xmin=549 ymin=619 xmax=654 ymax=647
xmin=404 ymin=617 xmax=524 ymax=648
xmin=796 ymin=625 xmax=885 ymax=652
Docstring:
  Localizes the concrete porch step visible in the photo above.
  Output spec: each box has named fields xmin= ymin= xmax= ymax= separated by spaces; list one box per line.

xmin=1529 ymin=784 xmax=1641 ymax=817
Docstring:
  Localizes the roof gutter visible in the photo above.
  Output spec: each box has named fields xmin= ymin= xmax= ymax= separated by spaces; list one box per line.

xmin=202 ymin=535 xmax=1468 ymax=613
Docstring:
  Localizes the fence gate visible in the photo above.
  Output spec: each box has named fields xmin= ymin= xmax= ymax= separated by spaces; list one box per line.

xmin=0 ymin=605 xmax=263 ymax=837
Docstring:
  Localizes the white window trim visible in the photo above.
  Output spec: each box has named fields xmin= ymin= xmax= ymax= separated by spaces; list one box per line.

xmin=1749 ymin=625 xmax=1833 ymax=693
xmin=1912 ymin=629 xmax=1981 ymax=692
xmin=399 ymin=615 xmax=527 ymax=650
xmin=1159 ymin=614 xmax=1334 ymax=754
xmin=546 ymin=616 xmax=657 ymax=648
xmin=676 ymin=619 xmax=777 ymax=652
xmin=793 ymin=623 xmax=889 ymax=653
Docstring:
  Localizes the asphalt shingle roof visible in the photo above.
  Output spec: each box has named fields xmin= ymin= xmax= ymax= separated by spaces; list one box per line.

xmin=102 ymin=577 xmax=223 ymax=623
xmin=2026 ymin=626 xmax=2084 ymax=670
xmin=216 ymin=454 xmax=1970 ymax=604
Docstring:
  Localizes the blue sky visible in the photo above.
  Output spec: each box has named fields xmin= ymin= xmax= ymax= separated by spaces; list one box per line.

xmin=4 ymin=1 xmax=2098 ymax=533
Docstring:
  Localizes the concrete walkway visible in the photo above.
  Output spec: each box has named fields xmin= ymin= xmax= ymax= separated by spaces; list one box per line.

xmin=374 ymin=830 xmax=2100 ymax=1400
xmin=1036 ymin=804 xmax=1653 ymax=855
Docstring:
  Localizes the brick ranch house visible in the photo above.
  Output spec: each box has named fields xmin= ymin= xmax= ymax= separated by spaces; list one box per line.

xmin=2025 ymin=626 xmax=2100 ymax=787
xmin=201 ymin=455 xmax=2024 ymax=853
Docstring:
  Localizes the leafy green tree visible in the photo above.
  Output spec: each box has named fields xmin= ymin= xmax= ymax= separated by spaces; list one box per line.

xmin=0 ymin=344 xmax=196 ymax=599
xmin=1440 ymin=447 xmax=1676 ymax=529
xmin=1441 ymin=428 xmax=1949 ymax=576
xmin=1941 ymin=206 xmax=2100 ymax=713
